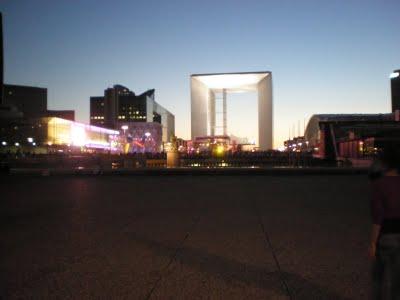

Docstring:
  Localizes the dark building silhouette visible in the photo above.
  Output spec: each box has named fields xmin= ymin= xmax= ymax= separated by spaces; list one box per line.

xmin=46 ymin=110 xmax=75 ymax=121
xmin=90 ymin=96 xmax=105 ymax=126
xmin=391 ymin=69 xmax=400 ymax=112
xmin=3 ymin=84 xmax=47 ymax=118
xmin=1 ymin=84 xmax=75 ymax=121
xmin=0 ymin=12 xmax=4 ymax=105
xmin=90 ymin=84 xmax=175 ymax=143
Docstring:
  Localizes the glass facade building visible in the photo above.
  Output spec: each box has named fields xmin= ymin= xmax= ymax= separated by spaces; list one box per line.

xmin=90 ymin=85 xmax=175 ymax=143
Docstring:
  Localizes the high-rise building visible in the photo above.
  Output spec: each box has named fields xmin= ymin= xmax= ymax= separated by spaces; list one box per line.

xmin=3 ymin=84 xmax=47 ymax=118
xmin=90 ymin=84 xmax=175 ymax=143
xmin=0 ymin=12 xmax=4 ymax=105
xmin=391 ymin=69 xmax=400 ymax=112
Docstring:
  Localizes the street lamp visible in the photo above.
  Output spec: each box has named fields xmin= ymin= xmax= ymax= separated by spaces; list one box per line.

xmin=121 ymin=125 xmax=128 ymax=135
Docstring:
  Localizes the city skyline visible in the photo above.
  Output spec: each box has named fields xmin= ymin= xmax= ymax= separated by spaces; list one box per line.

xmin=1 ymin=0 xmax=399 ymax=147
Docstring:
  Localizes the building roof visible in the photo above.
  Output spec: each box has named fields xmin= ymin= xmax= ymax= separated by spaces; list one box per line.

xmin=191 ymin=71 xmax=271 ymax=92
xmin=308 ymin=113 xmax=393 ymax=123
xmin=304 ymin=113 xmax=395 ymax=143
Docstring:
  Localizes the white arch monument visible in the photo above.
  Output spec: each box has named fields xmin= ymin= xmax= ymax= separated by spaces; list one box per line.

xmin=191 ymin=71 xmax=273 ymax=150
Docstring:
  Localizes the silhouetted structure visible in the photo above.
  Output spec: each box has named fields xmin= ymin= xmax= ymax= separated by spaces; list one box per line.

xmin=391 ymin=69 xmax=400 ymax=112
xmin=0 ymin=12 xmax=4 ymax=105
xmin=90 ymin=84 xmax=174 ymax=143
xmin=304 ymin=113 xmax=400 ymax=162
xmin=3 ymin=84 xmax=47 ymax=118
xmin=45 ymin=110 xmax=75 ymax=121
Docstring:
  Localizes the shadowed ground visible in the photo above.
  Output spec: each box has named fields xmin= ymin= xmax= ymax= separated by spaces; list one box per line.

xmin=1 ymin=175 xmax=371 ymax=299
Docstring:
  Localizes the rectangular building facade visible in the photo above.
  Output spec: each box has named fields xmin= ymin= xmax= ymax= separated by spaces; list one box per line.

xmin=0 ymin=117 xmax=120 ymax=153
xmin=90 ymin=85 xmax=175 ymax=143
xmin=391 ymin=70 xmax=400 ymax=112
xmin=3 ymin=84 xmax=47 ymax=118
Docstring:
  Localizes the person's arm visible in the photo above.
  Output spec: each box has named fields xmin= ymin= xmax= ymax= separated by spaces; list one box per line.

xmin=369 ymin=181 xmax=384 ymax=259
xmin=369 ymin=224 xmax=381 ymax=258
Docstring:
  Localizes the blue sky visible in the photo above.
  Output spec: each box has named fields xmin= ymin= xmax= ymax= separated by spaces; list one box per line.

xmin=1 ymin=0 xmax=399 ymax=147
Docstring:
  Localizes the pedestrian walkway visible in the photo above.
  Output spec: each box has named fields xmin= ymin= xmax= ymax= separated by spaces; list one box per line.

xmin=1 ymin=175 xmax=371 ymax=299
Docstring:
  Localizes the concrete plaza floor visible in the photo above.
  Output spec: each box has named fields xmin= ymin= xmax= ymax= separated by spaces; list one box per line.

xmin=1 ymin=175 xmax=372 ymax=299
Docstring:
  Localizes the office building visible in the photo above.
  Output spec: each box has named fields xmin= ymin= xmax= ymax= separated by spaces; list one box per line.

xmin=0 ymin=12 xmax=3 ymax=105
xmin=3 ymin=84 xmax=47 ymax=118
xmin=391 ymin=69 xmax=400 ymax=112
xmin=90 ymin=84 xmax=175 ymax=143
xmin=191 ymin=71 xmax=273 ymax=150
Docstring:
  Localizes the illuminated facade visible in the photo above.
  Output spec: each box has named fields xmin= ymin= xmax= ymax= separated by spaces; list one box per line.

xmin=0 ymin=117 xmax=120 ymax=153
xmin=191 ymin=72 xmax=273 ymax=150
xmin=47 ymin=117 xmax=119 ymax=150
xmin=118 ymin=122 xmax=162 ymax=153
xmin=90 ymin=85 xmax=175 ymax=143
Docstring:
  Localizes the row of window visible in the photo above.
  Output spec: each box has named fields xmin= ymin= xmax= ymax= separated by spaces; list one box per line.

xmin=91 ymin=116 xmax=105 ymax=120
xmin=121 ymin=107 xmax=144 ymax=113
xmin=118 ymin=115 xmax=147 ymax=120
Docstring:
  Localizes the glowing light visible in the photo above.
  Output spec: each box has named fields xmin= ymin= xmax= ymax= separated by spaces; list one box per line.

xmin=216 ymin=145 xmax=224 ymax=155
xmin=277 ymin=146 xmax=286 ymax=152
xmin=15 ymin=142 xmax=20 ymax=146
xmin=27 ymin=137 xmax=34 ymax=143
xmin=48 ymin=142 xmax=53 ymax=146
xmin=32 ymin=142 xmax=36 ymax=146
xmin=390 ymin=72 xmax=399 ymax=79
xmin=195 ymin=73 xmax=269 ymax=91
xmin=121 ymin=125 xmax=128 ymax=130
xmin=1 ymin=141 xmax=6 ymax=146
xmin=71 ymin=124 xmax=86 ymax=146
xmin=144 ymin=132 xmax=151 ymax=137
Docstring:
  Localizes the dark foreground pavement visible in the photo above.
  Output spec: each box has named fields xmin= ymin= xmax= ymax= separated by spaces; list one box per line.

xmin=1 ymin=175 xmax=372 ymax=299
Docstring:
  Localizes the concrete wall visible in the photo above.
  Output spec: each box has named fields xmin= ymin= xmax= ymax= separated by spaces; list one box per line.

xmin=153 ymin=100 xmax=175 ymax=143
xmin=191 ymin=77 xmax=209 ymax=139
xmin=208 ymin=90 xmax=215 ymax=136
xmin=258 ymin=75 xmax=273 ymax=150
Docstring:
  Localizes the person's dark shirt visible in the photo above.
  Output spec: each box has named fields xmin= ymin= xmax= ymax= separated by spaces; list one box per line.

xmin=371 ymin=175 xmax=400 ymax=225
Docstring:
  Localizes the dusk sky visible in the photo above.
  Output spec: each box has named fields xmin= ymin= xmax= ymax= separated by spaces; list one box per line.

xmin=1 ymin=0 xmax=399 ymax=147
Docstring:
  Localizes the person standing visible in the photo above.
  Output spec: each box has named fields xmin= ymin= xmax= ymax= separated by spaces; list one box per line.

xmin=370 ymin=144 xmax=400 ymax=299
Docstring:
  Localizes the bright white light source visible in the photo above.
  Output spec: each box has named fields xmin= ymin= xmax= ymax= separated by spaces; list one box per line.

xmin=390 ymin=72 xmax=399 ymax=79
xmin=277 ymin=146 xmax=286 ymax=152
xmin=121 ymin=125 xmax=128 ymax=130
xmin=71 ymin=124 xmax=86 ymax=146
xmin=15 ymin=142 xmax=20 ymax=146
xmin=194 ymin=73 xmax=269 ymax=91
xmin=32 ymin=142 xmax=36 ymax=146
xmin=27 ymin=137 xmax=34 ymax=143
xmin=2 ymin=141 xmax=7 ymax=146
xmin=144 ymin=132 xmax=151 ymax=137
